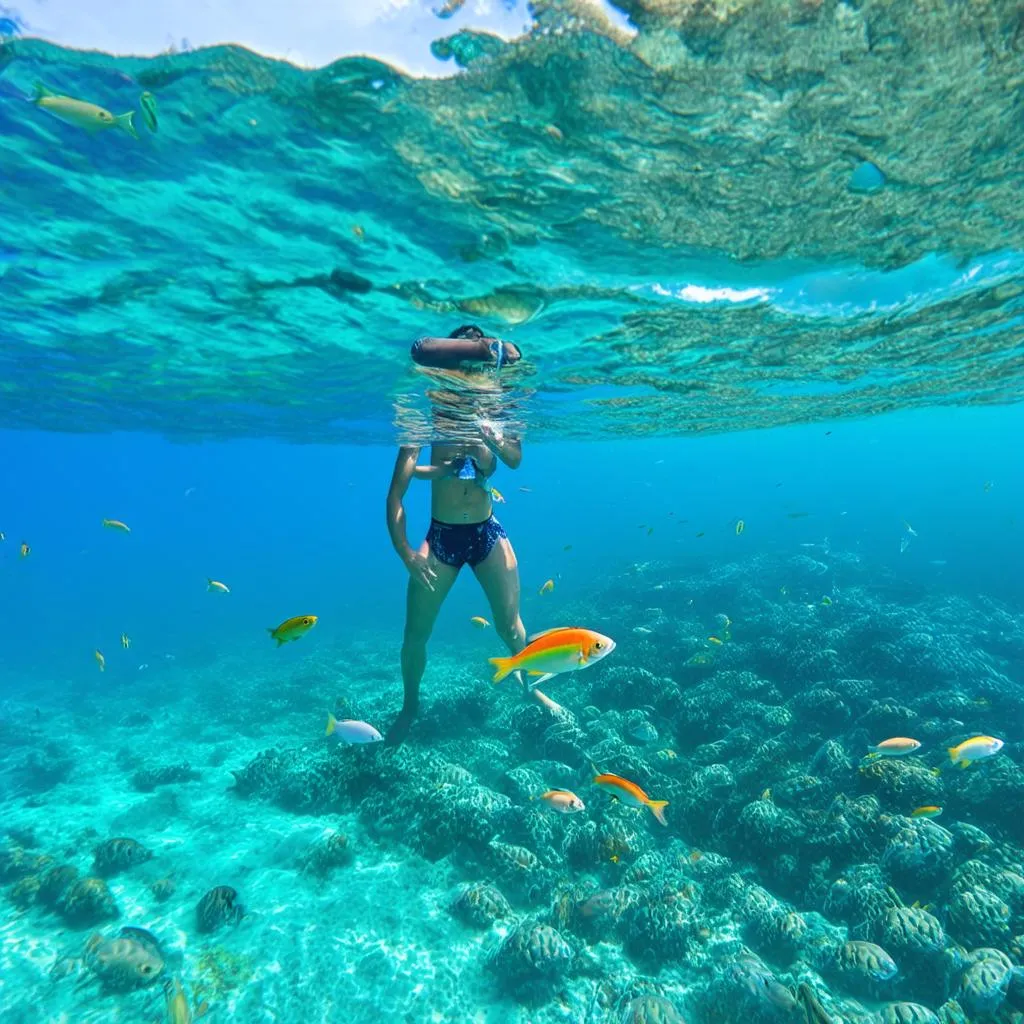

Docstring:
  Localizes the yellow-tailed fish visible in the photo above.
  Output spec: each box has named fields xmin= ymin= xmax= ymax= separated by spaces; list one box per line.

xmin=94 ymin=649 xmax=105 ymax=672
xmin=593 ymin=772 xmax=668 ymax=826
xmin=948 ymin=735 xmax=1003 ymax=767
xmin=102 ymin=518 xmax=131 ymax=533
xmin=267 ymin=615 xmax=318 ymax=647
xmin=735 ymin=520 xmax=745 ymax=535
xmin=33 ymin=82 xmax=138 ymax=139
xmin=539 ymin=579 xmax=555 ymax=595
xmin=207 ymin=579 xmax=230 ymax=594
xmin=121 ymin=634 xmax=131 ymax=649
xmin=489 ymin=487 xmax=506 ymax=504
xmin=20 ymin=541 xmax=30 ymax=557
xmin=139 ymin=91 xmax=158 ymax=132
xmin=489 ymin=626 xmax=615 ymax=689
xmin=868 ymin=737 xmax=922 ymax=757
xmin=470 ymin=616 xmax=490 ymax=629
xmin=911 ymin=805 xmax=943 ymax=818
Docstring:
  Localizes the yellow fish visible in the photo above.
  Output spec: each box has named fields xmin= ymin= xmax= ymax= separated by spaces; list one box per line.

xmin=735 ymin=520 xmax=745 ymax=535
xmin=20 ymin=541 xmax=30 ymax=558
xmin=470 ymin=616 xmax=490 ymax=629
xmin=948 ymin=735 xmax=1003 ymax=767
xmin=539 ymin=579 xmax=555 ymax=595
xmin=120 ymin=634 xmax=131 ymax=649
xmin=489 ymin=487 xmax=506 ymax=504
xmin=33 ymin=83 xmax=138 ymax=138
xmin=102 ymin=518 xmax=131 ymax=533
xmin=267 ymin=615 xmax=318 ymax=647
xmin=164 ymin=976 xmax=209 ymax=1023
xmin=707 ymin=636 xmax=723 ymax=646
xmin=911 ymin=805 xmax=943 ymax=818
xmin=94 ymin=649 xmax=105 ymax=672
xmin=207 ymin=579 xmax=230 ymax=594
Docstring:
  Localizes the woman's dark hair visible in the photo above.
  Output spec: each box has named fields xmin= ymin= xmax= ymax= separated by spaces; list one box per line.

xmin=448 ymin=324 xmax=485 ymax=340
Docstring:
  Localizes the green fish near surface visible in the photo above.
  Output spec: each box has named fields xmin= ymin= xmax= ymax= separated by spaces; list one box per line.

xmin=139 ymin=91 xmax=158 ymax=133
xmin=33 ymin=82 xmax=138 ymax=138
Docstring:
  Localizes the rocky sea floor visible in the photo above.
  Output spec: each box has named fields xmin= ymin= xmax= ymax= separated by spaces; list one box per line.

xmin=2 ymin=551 xmax=1024 ymax=1023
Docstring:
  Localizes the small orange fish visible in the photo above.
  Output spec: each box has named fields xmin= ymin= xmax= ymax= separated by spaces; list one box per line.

xmin=267 ymin=615 xmax=318 ymax=647
xmin=94 ymin=649 xmax=105 ymax=672
xmin=538 ymin=790 xmax=585 ymax=814
xmin=102 ymin=518 xmax=131 ymax=533
xmin=470 ymin=616 xmax=490 ymax=629
xmin=593 ymin=772 xmax=668 ymax=826
xmin=539 ymin=579 xmax=554 ymax=595
xmin=707 ymin=636 xmax=723 ymax=645
xmin=20 ymin=541 xmax=30 ymax=558
xmin=869 ymin=737 xmax=922 ymax=757
xmin=207 ymin=579 xmax=230 ymax=594
xmin=910 ymin=805 xmax=943 ymax=818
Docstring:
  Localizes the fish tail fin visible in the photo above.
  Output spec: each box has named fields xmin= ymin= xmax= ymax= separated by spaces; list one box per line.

xmin=207 ymin=579 xmax=214 ymax=590
xmin=325 ymin=713 xmax=337 ymax=737
xmin=116 ymin=110 xmax=138 ymax=140
xmin=489 ymin=656 xmax=515 ymax=684
xmin=649 ymin=800 xmax=669 ymax=826
xmin=32 ymin=81 xmax=50 ymax=104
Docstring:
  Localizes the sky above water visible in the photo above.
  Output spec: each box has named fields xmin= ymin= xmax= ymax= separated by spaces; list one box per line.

xmin=4 ymin=0 xmax=630 ymax=73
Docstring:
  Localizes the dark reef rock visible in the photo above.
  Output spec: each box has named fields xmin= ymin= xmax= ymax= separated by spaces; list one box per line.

xmin=58 ymin=876 xmax=119 ymax=926
xmin=131 ymin=761 xmax=200 ymax=791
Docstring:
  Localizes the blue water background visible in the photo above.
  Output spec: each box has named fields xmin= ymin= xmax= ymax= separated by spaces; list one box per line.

xmin=3 ymin=405 xmax=1020 ymax=690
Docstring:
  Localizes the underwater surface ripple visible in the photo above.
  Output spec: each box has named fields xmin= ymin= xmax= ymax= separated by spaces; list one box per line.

xmin=1 ymin=0 xmax=1024 ymax=441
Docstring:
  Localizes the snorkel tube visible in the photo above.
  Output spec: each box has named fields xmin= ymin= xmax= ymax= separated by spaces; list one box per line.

xmin=411 ymin=324 xmax=521 ymax=372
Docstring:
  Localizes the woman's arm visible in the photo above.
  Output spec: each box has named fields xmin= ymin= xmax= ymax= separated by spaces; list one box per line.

xmin=387 ymin=447 xmax=439 ymax=591
xmin=386 ymin=447 xmax=420 ymax=561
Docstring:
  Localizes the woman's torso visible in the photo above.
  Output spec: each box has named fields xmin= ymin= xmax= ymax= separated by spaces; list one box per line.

xmin=430 ymin=442 xmax=496 ymax=524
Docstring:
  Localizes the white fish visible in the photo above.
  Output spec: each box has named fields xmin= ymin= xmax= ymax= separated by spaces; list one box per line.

xmin=325 ymin=714 xmax=382 ymax=744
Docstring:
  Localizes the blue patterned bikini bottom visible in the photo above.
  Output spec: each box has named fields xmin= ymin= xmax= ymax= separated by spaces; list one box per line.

xmin=426 ymin=516 xmax=507 ymax=569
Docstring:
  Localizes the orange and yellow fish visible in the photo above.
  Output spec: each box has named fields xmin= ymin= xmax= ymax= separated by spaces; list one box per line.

xmin=470 ymin=616 xmax=490 ymax=629
xmin=539 ymin=579 xmax=555 ymax=595
xmin=267 ymin=615 xmax=318 ymax=647
xmin=207 ymin=579 xmax=230 ymax=594
xmin=707 ymin=636 xmax=724 ymax=646
xmin=102 ymin=518 xmax=131 ymax=533
xmin=489 ymin=626 xmax=615 ymax=689
xmin=94 ymin=649 xmax=105 ymax=672
xmin=868 ymin=737 xmax=921 ymax=757
xmin=911 ymin=806 xmax=943 ymax=819
xmin=593 ymin=772 xmax=668 ymax=826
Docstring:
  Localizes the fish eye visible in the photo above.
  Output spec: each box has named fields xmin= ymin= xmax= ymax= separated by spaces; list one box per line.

xmin=595 ymin=642 xmax=603 ymax=650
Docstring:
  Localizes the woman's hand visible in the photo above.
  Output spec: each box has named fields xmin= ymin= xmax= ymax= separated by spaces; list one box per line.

xmin=403 ymin=550 xmax=439 ymax=591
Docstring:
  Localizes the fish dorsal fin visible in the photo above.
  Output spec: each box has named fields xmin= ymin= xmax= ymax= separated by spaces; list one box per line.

xmin=526 ymin=626 xmax=577 ymax=643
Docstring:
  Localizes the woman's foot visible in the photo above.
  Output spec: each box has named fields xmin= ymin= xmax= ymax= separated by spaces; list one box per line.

xmin=385 ymin=708 xmax=416 ymax=746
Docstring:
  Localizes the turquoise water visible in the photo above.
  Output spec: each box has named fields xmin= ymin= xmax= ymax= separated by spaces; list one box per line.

xmin=2 ymin=4 xmax=1024 ymax=1023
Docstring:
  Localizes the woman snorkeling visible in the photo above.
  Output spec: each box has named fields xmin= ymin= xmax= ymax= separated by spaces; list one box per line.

xmin=385 ymin=325 xmax=524 ymax=744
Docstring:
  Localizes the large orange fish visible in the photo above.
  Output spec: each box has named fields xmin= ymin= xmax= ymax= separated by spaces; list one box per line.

xmin=594 ymin=772 xmax=668 ymax=826
xmin=489 ymin=626 xmax=615 ymax=689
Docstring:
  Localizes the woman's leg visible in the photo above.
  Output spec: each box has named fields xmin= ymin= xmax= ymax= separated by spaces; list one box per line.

xmin=386 ymin=542 xmax=459 ymax=745
xmin=472 ymin=536 xmax=526 ymax=657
